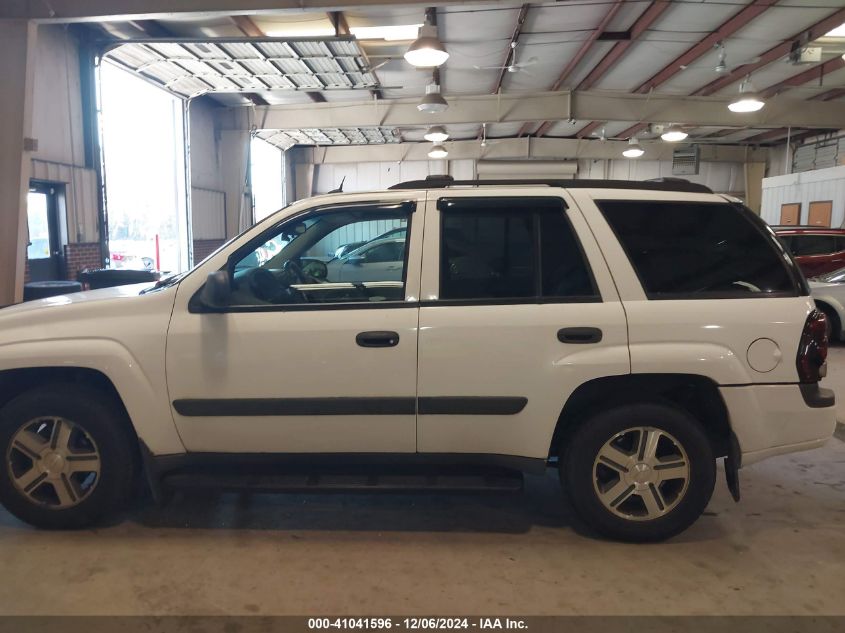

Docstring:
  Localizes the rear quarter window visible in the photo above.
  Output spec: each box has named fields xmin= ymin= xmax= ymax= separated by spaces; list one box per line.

xmin=597 ymin=200 xmax=803 ymax=299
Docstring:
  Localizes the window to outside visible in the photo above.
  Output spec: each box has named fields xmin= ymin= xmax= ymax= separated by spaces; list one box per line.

xmin=439 ymin=197 xmax=596 ymax=302
xmin=229 ymin=205 xmax=411 ymax=306
xmin=26 ymin=192 xmax=51 ymax=260
xmin=598 ymin=200 xmax=798 ymax=298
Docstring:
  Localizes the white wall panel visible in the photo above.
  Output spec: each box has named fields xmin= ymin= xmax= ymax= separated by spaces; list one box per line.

xmin=761 ymin=166 xmax=845 ymax=227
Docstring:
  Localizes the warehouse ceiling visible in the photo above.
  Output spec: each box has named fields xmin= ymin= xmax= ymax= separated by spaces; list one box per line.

xmin=90 ymin=1 xmax=845 ymax=148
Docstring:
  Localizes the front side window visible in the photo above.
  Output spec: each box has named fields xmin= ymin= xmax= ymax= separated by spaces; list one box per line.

xmin=228 ymin=203 xmax=411 ymax=306
xmin=598 ymin=200 xmax=799 ymax=299
xmin=438 ymin=197 xmax=597 ymax=302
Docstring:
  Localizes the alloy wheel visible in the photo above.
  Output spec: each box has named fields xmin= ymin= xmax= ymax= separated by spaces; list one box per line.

xmin=6 ymin=417 xmax=101 ymax=509
xmin=592 ymin=426 xmax=690 ymax=521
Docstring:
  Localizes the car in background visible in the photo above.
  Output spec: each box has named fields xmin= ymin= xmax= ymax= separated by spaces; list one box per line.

xmin=772 ymin=227 xmax=845 ymax=277
xmin=331 ymin=226 xmax=407 ymax=259
xmin=326 ymin=237 xmax=406 ymax=282
xmin=809 ymin=265 xmax=845 ymax=341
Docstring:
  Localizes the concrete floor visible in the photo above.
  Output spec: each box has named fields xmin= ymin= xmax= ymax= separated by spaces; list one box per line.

xmin=1 ymin=361 xmax=844 ymax=616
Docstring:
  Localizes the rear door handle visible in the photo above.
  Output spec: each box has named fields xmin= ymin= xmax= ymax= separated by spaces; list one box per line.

xmin=356 ymin=331 xmax=400 ymax=348
xmin=557 ymin=327 xmax=603 ymax=344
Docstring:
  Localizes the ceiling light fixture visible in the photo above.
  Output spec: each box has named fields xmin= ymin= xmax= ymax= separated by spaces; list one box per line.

xmin=417 ymin=83 xmax=448 ymax=113
xmin=404 ymin=24 xmax=449 ymax=67
xmin=728 ymin=77 xmax=765 ymax=113
xmin=424 ymin=125 xmax=449 ymax=142
xmin=428 ymin=144 xmax=448 ymax=159
xmin=622 ymin=138 xmax=644 ymax=158
xmin=661 ymin=124 xmax=689 ymax=142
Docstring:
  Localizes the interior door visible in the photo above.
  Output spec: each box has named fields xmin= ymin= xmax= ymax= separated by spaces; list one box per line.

xmin=166 ymin=197 xmax=424 ymax=454
xmin=779 ymin=203 xmax=800 ymax=226
xmin=808 ymin=201 xmax=832 ymax=227
xmin=416 ymin=191 xmax=630 ymax=459
xmin=26 ymin=183 xmax=64 ymax=281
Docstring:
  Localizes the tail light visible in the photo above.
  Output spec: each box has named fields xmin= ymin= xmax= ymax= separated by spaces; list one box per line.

xmin=796 ymin=310 xmax=828 ymax=383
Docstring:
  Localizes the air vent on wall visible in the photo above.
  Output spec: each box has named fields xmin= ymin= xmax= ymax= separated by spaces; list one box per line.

xmin=672 ymin=145 xmax=700 ymax=176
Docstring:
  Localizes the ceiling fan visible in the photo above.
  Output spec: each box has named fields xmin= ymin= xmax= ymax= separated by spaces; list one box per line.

xmin=680 ymin=42 xmax=760 ymax=74
xmin=474 ymin=42 xmax=538 ymax=73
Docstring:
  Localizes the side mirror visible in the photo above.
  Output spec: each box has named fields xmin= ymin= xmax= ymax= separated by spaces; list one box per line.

xmin=200 ymin=270 xmax=231 ymax=308
xmin=347 ymin=254 xmax=366 ymax=266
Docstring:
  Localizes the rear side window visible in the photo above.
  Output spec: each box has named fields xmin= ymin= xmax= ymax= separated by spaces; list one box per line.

xmin=439 ymin=197 xmax=597 ymax=302
xmin=790 ymin=235 xmax=836 ymax=256
xmin=597 ymin=200 xmax=799 ymax=299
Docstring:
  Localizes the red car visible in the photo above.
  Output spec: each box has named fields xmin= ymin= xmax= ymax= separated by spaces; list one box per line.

xmin=773 ymin=227 xmax=845 ymax=277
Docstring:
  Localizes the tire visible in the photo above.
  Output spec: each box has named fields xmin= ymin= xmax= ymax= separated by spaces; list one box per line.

xmin=0 ymin=384 xmax=137 ymax=529
xmin=561 ymin=402 xmax=716 ymax=543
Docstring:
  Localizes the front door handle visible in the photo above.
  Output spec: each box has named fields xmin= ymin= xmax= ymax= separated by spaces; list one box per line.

xmin=356 ymin=331 xmax=400 ymax=348
xmin=558 ymin=327 xmax=603 ymax=344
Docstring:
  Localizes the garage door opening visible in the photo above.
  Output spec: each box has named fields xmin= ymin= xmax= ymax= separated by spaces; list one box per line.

xmin=251 ymin=136 xmax=286 ymax=223
xmin=99 ymin=62 xmax=189 ymax=274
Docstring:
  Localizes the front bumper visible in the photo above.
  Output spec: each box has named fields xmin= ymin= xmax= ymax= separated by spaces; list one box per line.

xmin=719 ymin=383 xmax=836 ymax=467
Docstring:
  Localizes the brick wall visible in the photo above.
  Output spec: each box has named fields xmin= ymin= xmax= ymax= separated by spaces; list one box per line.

xmin=193 ymin=239 xmax=226 ymax=263
xmin=65 ymin=242 xmax=103 ymax=280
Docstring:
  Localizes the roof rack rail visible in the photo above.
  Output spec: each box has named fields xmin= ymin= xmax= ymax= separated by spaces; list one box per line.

xmin=388 ymin=178 xmax=713 ymax=194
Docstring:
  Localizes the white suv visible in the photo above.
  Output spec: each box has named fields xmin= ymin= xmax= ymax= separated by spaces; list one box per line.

xmin=0 ymin=178 xmax=836 ymax=542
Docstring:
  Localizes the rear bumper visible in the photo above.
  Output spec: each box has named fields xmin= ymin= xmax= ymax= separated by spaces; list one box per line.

xmin=719 ymin=383 xmax=836 ymax=467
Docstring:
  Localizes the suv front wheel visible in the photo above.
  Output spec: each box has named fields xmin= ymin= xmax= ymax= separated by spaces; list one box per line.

xmin=0 ymin=384 xmax=137 ymax=529
xmin=562 ymin=403 xmax=716 ymax=542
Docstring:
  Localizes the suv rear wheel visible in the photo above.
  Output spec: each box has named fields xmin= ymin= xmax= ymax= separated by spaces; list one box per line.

xmin=562 ymin=403 xmax=716 ymax=542
xmin=0 ymin=384 xmax=136 ymax=529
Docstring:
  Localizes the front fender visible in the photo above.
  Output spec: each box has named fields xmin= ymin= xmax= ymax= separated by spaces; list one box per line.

xmin=0 ymin=338 xmax=184 ymax=455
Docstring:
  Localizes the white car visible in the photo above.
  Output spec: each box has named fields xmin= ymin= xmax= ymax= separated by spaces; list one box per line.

xmin=0 ymin=178 xmax=835 ymax=542
xmin=326 ymin=237 xmax=406 ymax=283
xmin=809 ymin=267 xmax=845 ymax=341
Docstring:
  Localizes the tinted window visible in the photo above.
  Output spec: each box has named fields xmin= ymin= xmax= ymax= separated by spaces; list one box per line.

xmin=439 ymin=197 xmax=596 ymax=301
xmin=598 ymin=200 xmax=798 ymax=298
xmin=229 ymin=204 xmax=412 ymax=306
xmin=791 ymin=235 xmax=836 ymax=256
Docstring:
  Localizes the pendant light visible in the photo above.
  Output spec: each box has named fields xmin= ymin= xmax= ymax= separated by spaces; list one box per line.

xmin=622 ymin=138 xmax=644 ymax=158
xmin=404 ymin=24 xmax=449 ymax=68
xmin=728 ymin=77 xmax=765 ymax=113
xmin=661 ymin=124 xmax=688 ymax=142
xmin=424 ymin=125 xmax=449 ymax=142
xmin=428 ymin=144 xmax=448 ymax=159
xmin=417 ymin=83 xmax=448 ymax=114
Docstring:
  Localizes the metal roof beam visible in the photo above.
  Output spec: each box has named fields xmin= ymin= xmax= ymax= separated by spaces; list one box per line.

xmin=634 ymin=0 xmax=779 ymax=94
xmin=289 ymin=137 xmax=769 ymax=164
xmin=538 ymin=0 xmax=669 ymax=138
xmin=532 ymin=0 xmax=624 ymax=137
xmin=250 ymin=90 xmax=845 ymax=130
xmin=760 ymin=56 xmax=845 ymax=98
xmin=3 ymin=0 xmax=496 ymax=21
xmin=693 ymin=7 xmax=845 ymax=96
xmin=576 ymin=1 xmax=672 ymax=91
xmin=491 ymin=4 xmax=529 ymax=95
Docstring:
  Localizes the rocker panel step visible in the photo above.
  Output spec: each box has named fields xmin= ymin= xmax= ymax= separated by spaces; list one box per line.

xmin=161 ymin=467 xmax=524 ymax=494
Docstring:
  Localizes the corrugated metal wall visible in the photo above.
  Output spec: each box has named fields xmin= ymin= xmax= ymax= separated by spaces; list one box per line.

xmin=191 ymin=187 xmax=226 ymax=239
xmin=761 ymin=166 xmax=845 ymax=227
xmin=793 ymin=137 xmax=845 ymax=174
xmin=30 ymin=159 xmax=99 ymax=243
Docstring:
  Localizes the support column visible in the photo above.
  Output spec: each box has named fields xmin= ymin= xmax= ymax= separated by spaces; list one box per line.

xmin=0 ymin=20 xmax=37 ymax=305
